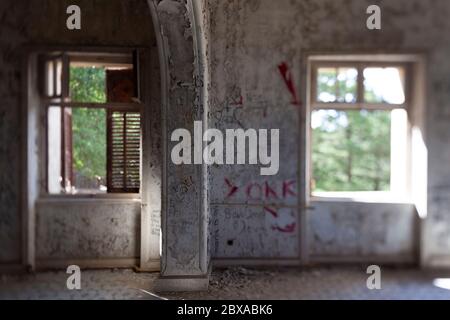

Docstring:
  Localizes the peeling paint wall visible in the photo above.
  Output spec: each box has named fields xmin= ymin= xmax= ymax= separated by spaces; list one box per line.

xmin=0 ymin=0 xmax=155 ymax=265
xmin=36 ymin=201 xmax=140 ymax=261
xmin=194 ymin=0 xmax=213 ymax=271
xmin=155 ymin=0 xmax=210 ymax=278
xmin=2 ymin=0 xmax=450 ymax=274
xmin=208 ymin=0 xmax=450 ymax=264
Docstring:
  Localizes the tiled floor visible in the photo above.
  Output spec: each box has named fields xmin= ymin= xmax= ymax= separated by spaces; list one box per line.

xmin=1 ymin=266 xmax=450 ymax=300
xmin=0 ymin=269 xmax=160 ymax=300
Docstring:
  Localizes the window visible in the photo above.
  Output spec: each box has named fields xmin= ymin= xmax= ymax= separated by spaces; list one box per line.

xmin=309 ymin=59 xmax=409 ymax=199
xmin=41 ymin=52 xmax=142 ymax=194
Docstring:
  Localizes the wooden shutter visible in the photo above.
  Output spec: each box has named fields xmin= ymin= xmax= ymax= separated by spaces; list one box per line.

xmin=106 ymin=68 xmax=141 ymax=193
xmin=107 ymin=110 xmax=141 ymax=193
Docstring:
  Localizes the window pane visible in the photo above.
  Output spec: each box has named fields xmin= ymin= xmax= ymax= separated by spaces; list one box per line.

xmin=317 ymin=67 xmax=357 ymax=103
xmin=45 ymin=60 xmax=55 ymax=97
xmin=55 ymin=58 xmax=62 ymax=96
xmin=70 ymin=66 xmax=106 ymax=103
xmin=72 ymin=107 xmax=107 ymax=193
xmin=311 ymin=109 xmax=391 ymax=192
xmin=364 ymin=67 xmax=405 ymax=104
xmin=47 ymin=106 xmax=62 ymax=194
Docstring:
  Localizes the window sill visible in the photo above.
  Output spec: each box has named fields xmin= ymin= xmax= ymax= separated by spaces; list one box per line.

xmin=310 ymin=191 xmax=412 ymax=204
xmin=37 ymin=193 xmax=141 ymax=204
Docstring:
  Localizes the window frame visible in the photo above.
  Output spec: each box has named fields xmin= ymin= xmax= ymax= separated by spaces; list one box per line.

xmin=308 ymin=58 xmax=412 ymax=201
xmin=39 ymin=49 xmax=144 ymax=198
xmin=310 ymin=60 xmax=410 ymax=110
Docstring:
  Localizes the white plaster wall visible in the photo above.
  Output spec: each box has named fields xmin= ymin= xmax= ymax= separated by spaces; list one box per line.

xmin=309 ymin=202 xmax=417 ymax=261
xmin=208 ymin=0 xmax=450 ymax=264
xmin=36 ymin=200 xmax=140 ymax=262
xmin=2 ymin=0 xmax=450 ymax=271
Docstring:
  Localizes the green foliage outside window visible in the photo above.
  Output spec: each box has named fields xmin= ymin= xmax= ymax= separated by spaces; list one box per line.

xmin=69 ymin=67 xmax=107 ymax=186
xmin=317 ymin=68 xmax=357 ymax=103
xmin=312 ymin=109 xmax=391 ymax=192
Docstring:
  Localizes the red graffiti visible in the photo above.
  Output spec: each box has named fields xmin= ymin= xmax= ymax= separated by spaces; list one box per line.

xmin=272 ymin=223 xmax=296 ymax=233
xmin=225 ymin=179 xmax=297 ymax=200
xmin=230 ymin=95 xmax=244 ymax=107
xmin=264 ymin=206 xmax=297 ymax=233
xmin=264 ymin=206 xmax=278 ymax=218
xmin=265 ymin=182 xmax=278 ymax=199
xmin=225 ymin=178 xmax=238 ymax=198
xmin=283 ymin=180 xmax=297 ymax=198
xmin=246 ymin=183 xmax=263 ymax=200
xmin=278 ymin=62 xmax=300 ymax=106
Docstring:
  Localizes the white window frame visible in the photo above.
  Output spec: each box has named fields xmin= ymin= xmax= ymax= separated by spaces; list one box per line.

xmin=37 ymin=49 xmax=144 ymax=199
xmin=308 ymin=56 xmax=412 ymax=202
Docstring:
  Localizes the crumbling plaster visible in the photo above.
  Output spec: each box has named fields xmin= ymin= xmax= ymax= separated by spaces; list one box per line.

xmin=36 ymin=200 xmax=141 ymax=261
xmin=151 ymin=0 xmax=211 ymax=278
xmin=207 ymin=0 xmax=450 ymax=265
xmin=2 ymin=0 xmax=450 ymax=277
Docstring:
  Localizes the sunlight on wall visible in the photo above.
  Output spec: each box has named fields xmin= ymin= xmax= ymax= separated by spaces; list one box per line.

xmin=433 ymin=278 xmax=450 ymax=290
xmin=412 ymin=127 xmax=428 ymax=219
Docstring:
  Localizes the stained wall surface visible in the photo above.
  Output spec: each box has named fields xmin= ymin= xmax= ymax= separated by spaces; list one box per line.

xmin=0 ymin=0 xmax=155 ymax=265
xmin=207 ymin=0 xmax=450 ymax=265
xmin=2 ymin=0 xmax=450 ymax=272
xmin=36 ymin=201 xmax=140 ymax=263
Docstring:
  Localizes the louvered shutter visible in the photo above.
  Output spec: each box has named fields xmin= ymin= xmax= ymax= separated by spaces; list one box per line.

xmin=107 ymin=110 xmax=141 ymax=193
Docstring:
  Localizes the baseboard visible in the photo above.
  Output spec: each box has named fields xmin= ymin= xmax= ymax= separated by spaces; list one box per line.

xmin=213 ymin=258 xmax=301 ymax=267
xmin=422 ymin=255 xmax=450 ymax=269
xmin=36 ymin=258 xmax=139 ymax=270
xmin=212 ymin=255 xmax=416 ymax=267
xmin=136 ymin=258 xmax=160 ymax=272
xmin=309 ymin=254 xmax=417 ymax=265
xmin=0 ymin=264 xmax=26 ymax=274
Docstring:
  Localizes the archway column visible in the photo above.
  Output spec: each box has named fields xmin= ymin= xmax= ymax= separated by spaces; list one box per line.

xmin=146 ymin=0 xmax=210 ymax=291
